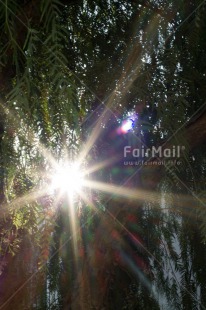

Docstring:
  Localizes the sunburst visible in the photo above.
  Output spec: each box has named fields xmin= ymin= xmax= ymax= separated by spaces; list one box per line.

xmin=50 ymin=161 xmax=85 ymax=198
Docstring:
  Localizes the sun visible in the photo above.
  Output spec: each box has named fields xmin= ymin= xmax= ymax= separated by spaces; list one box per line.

xmin=50 ymin=162 xmax=85 ymax=197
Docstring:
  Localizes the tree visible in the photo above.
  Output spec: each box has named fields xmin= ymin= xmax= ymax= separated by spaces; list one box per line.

xmin=1 ymin=0 xmax=206 ymax=309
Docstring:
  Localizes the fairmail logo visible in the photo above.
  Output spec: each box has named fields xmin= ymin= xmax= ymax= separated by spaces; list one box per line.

xmin=124 ymin=145 xmax=185 ymax=158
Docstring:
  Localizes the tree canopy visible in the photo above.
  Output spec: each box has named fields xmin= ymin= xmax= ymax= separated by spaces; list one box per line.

xmin=1 ymin=0 xmax=206 ymax=309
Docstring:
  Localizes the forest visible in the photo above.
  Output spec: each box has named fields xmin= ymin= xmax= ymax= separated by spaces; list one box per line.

xmin=0 ymin=0 xmax=206 ymax=309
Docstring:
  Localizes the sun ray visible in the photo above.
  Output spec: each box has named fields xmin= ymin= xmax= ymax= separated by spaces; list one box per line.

xmin=77 ymin=13 xmax=168 ymax=167
xmin=84 ymin=180 xmax=205 ymax=213
xmin=0 ymin=187 xmax=50 ymax=218
xmin=67 ymin=192 xmax=79 ymax=266
xmin=78 ymin=107 xmax=113 ymax=164
xmin=0 ymin=102 xmax=58 ymax=168
xmin=85 ymin=155 xmax=122 ymax=175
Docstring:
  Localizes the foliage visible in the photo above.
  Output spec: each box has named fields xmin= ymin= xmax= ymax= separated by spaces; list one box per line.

xmin=0 ymin=0 xmax=206 ymax=309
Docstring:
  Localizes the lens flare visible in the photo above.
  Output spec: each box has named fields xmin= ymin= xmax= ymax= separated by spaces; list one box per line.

xmin=51 ymin=162 xmax=84 ymax=196
xmin=117 ymin=114 xmax=137 ymax=135
xmin=121 ymin=119 xmax=134 ymax=133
